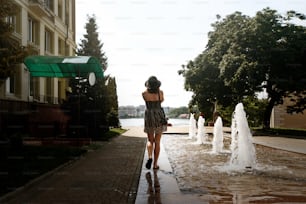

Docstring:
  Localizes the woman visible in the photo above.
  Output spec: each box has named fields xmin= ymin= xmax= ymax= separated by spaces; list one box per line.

xmin=142 ymin=76 xmax=167 ymax=170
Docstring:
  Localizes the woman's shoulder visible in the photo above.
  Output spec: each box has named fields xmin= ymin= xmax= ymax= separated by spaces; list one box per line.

xmin=143 ymin=90 xmax=160 ymax=95
xmin=142 ymin=90 xmax=149 ymax=96
xmin=142 ymin=90 xmax=151 ymax=100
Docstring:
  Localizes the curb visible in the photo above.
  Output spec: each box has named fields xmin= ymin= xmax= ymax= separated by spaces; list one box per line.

xmin=127 ymin=138 xmax=146 ymax=204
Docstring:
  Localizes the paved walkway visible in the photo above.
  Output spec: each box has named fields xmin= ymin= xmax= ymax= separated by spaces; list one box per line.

xmin=252 ymin=136 xmax=306 ymax=154
xmin=1 ymin=126 xmax=305 ymax=204
xmin=0 ymin=132 xmax=146 ymax=204
xmin=164 ymin=125 xmax=306 ymax=154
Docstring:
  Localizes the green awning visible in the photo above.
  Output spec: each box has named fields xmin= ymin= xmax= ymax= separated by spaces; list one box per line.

xmin=24 ymin=56 xmax=104 ymax=78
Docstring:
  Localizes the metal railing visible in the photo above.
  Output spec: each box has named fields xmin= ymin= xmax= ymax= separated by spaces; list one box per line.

xmin=29 ymin=0 xmax=45 ymax=7
xmin=28 ymin=0 xmax=54 ymax=17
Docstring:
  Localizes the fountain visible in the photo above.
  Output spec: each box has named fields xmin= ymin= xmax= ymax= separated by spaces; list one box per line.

xmin=188 ymin=113 xmax=196 ymax=139
xmin=229 ymin=103 xmax=256 ymax=170
xmin=196 ymin=115 xmax=207 ymax=144
xmin=212 ymin=115 xmax=224 ymax=153
xmin=161 ymin=103 xmax=306 ymax=203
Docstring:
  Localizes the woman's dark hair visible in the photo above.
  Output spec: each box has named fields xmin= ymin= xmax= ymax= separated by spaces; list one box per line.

xmin=145 ymin=76 xmax=161 ymax=93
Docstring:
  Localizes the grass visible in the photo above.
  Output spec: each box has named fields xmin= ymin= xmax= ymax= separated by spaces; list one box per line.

xmin=100 ymin=128 xmax=127 ymax=141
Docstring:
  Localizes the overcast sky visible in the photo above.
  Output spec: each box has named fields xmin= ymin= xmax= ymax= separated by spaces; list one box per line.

xmin=75 ymin=0 xmax=305 ymax=107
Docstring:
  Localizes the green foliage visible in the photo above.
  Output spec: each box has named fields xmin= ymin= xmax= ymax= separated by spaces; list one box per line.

xmin=107 ymin=108 xmax=120 ymax=127
xmin=76 ymin=14 xmax=108 ymax=70
xmin=64 ymin=14 xmax=119 ymax=137
xmin=217 ymin=97 xmax=268 ymax=127
xmin=101 ymin=128 xmax=127 ymax=141
xmin=242 ymin=97 xmax=268 ymax=128
xmin=253 ymin=127 xmax=306 ymax=139
xmin=179 ymin=8 xmax=306 ymax=128
xmin=108 ymin=128 xmax=126 ymax=136
xmin=105 ymin=77 xmax=119 ymax=127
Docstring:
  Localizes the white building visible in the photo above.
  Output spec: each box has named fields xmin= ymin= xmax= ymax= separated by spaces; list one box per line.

xmin=0 ymin=0 xmax=76 ymax=104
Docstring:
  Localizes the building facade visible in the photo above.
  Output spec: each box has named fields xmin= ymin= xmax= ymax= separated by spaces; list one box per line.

xmin=0 ymin=0 xmax=76 ymax=104
xmin=270 ymin=97 xmax=306 ymax=129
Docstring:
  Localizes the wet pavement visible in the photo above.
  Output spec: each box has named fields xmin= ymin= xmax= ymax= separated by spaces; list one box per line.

xmin=136 ymin=126 xmax=306 ymax=203
xmin=160 ymin=133 xmax=306 ymax=203
xmin=0 ymin=134 xmax=146 ymax=204
xmin=135 ymin=140 xmax=205 ymax=204
xmin=1 ymin=126 xmax=305 ymax=203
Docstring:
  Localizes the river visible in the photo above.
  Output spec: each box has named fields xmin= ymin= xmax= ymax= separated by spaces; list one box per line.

xmin=119 ymin=118 xmax=189 ymax=127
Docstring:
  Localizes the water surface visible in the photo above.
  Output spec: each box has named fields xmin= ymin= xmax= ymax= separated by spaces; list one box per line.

xmin=120 ymin=118 xmax=189 ymax=127
xmin=162 ymin=134 xmax=306 ymax=203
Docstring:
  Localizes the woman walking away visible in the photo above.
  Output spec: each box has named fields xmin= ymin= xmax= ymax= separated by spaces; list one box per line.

xmin=142 ymin=76 xmax=167 ymax=170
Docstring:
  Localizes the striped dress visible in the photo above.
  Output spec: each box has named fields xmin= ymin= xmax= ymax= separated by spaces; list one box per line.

xmin=144 ymin=101 xmax=167 ymax=134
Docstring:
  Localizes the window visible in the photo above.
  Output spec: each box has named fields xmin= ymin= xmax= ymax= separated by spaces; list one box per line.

xmin=28 ymin=16 xmax=39 ymax=47
xmin=6 ymin=16 xmax=16 ymax=32
xmin=28 ymin=18 xmax=33 ymax=42
xmin=5 ymin=6 xmax=21 ymax=34
xmin=30 ymin=76 xmax=34 ymax=97
xmin=45 ymin=29 xmax=53 ymax=53
xmin=45 ymin=0 xmax=54 ymax=11
xmin=58 ymin=38 xmax=65 ymax=55
xmin=30 ymin=76 xmax=40 ymax=101
xmin=28 ymin=17 xmax=37 ymax=43
xmin=58 ymin=0 xmax=63 ymax=20
xmin=46 ymin=78 xmax=52 ymax=103
xmin=6 ymin=76 xmax=15 ymax=94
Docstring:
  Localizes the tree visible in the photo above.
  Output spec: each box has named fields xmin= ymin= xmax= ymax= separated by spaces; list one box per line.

xmin=249 ymin=9 xmax=306 ymax=128
xmin=0 ymin=0 xmax=30 ymax=80
xmin=179 ymin=8 xmax=306 ymax=128
xmin=77 ymin=15 xmax=108 ymax=70
xmin=68 ymin=14 xmax=119 ymax=138
xmin=168 ymin=106 xmax=189 ymax=118
xmin=105 ymin=77 xmax=120 ymax=127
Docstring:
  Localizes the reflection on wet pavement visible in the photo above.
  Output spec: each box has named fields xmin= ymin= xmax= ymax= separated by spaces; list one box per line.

xmin=162 ymin=134 xmax=306 ymax=203
xmin=145 ymin=170 xmax=161 ymax=204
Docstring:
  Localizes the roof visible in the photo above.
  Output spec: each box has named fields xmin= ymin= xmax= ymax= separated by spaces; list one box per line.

xmin=24 ymin=56 xmax=104 ymax=78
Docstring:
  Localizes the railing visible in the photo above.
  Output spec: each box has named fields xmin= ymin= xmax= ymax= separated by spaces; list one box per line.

xmin=29 ymin=95 xmax=62 ymax=104
xmin=29 ymin=0 xmax=45 ymax=7
xmin=28 ymin=0 xmax=54 ymax=17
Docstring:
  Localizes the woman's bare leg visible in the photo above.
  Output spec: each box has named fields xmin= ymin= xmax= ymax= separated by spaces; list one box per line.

xmin=145 ymin=133 xmax=155 ymax=169
xmin=153 ymin=133 xmax=162 ymax=169
xmin=147 ymin=133 xmax=154 ymax=159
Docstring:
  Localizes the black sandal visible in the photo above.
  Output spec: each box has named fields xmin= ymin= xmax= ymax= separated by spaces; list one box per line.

xmin=146 ymin=158 xmax=152 ymax=169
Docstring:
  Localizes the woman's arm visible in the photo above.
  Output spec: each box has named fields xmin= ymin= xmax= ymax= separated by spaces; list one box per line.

xmin=142 ymin=91 xmax=146 ymax=100
xmin=159 ymin=90 xmax=164 ymax=102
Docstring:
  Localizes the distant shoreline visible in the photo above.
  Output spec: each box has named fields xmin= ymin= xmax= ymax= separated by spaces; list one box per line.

xmin=120 ymin=118 xmax=189 ymax=127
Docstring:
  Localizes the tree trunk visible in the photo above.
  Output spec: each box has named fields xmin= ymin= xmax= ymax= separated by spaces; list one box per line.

xmin=263 ymin=97 xmax=275 ymax=129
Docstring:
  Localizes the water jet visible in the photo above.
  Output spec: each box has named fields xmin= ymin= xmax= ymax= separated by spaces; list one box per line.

xmin=189 ymin=113 xmax=196 ymax=139
xmin=229 ymin=103 xmax=256 ymax=170
xmin=212 ymin=116 xmax=224 ymax=153
xmin=196 ymin=116 xmax=207 ymax=144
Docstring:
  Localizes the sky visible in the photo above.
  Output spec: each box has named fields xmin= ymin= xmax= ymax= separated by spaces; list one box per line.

xmin=75 ymin=0 xmax=305 ymax=107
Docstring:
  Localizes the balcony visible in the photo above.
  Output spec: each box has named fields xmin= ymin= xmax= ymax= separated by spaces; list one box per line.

xmin=28 ymin=0 xmax=54 ymax=18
